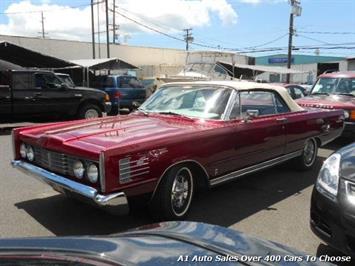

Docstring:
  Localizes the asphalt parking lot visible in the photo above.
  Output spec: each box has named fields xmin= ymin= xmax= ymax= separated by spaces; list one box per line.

xmin=0 ymin=127 xmax=353 ymax=261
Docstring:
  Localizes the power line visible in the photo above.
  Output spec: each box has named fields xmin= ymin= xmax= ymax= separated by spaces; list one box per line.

xmin=298 ymin=30 xmax=355 ymax=35
xmin=0 ymin=2 xmax=97 ymax=15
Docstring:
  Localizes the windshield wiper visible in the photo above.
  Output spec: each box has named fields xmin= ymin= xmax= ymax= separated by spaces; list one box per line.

xmin=336 ymin=93 xmax=355 ymax=97
xmin=137 ymin=108 xmax=149 ymax=116
xmin=311 ymin=92 xmax=330 ymax=96
xmin=156 ymin=111 xmax=193 ymax=120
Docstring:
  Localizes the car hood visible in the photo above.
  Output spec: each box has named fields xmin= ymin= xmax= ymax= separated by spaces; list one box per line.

xmin=72 ymin=86 xmax=106 ymax=94
xmin=19 ymin=114 xmax=213 ymax=156
xmin=296 ymin=94 xmax=355 ymax=110
xmin=0 ymin=222 xmax=327 ymax=266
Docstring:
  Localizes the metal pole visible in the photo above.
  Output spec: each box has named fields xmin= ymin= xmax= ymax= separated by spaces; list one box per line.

xmin=41 ymin=11 xmax=45 ymax=38
xmin=91 ymin=0 xmax=95 ymax=59
xmin=112 ymin=0 xmax=116 ymax=44
xmin=286 ymin=11 xmax=294 ymax=83
xmin=105 ymin=0 xmax=110 ymax=58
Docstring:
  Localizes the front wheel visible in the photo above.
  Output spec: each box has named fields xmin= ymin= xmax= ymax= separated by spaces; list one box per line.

xmin=294 ymin=138 xmax=318 ymax=170
xmin=149 ymin=165 xmax=194 ymax=220
xmin=78 ymin=104 xmax=102 ymax=119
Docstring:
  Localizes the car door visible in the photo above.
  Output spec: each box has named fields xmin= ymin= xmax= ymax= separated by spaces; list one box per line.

xmin=0 ymin=71 xmax=11 ymax=115
xmin=33 ymin=72 xmax=80 ymax=116
xmin=228 ymin=90 xmax=287 ymax=170
xmin=12 ymin=71 xmax=41 ymax=116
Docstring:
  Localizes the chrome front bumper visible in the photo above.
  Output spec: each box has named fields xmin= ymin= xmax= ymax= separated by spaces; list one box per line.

xmin=11 ymin=160 xmax=129 ymax=215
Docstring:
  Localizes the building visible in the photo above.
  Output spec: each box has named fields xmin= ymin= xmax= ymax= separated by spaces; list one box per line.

xmin=0 ymin=34 xmax=251 ymax=79
xmin=255 ymin=54 xmax=348 ymax=84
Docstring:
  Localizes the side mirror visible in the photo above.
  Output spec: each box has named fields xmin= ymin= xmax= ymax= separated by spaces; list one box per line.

xmin=245 ymin=109 xmax=259 ymax=121
xmin=132 ymin=101 xmax=141 ymax=110
xmin=60 ymin=83 xmax=69 ymax=90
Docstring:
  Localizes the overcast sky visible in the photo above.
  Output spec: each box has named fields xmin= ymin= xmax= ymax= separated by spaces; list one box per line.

xmin=0 ymin=0 xmax=354 ymax=57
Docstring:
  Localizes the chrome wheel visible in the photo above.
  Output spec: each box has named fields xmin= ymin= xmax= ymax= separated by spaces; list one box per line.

xmin=304 ymin=139 xmax=317 ymax=166
xmin=170 ymin=167 xmax=193 ymax=217
xmin=85 ymin=109 xmax=99 ymax=119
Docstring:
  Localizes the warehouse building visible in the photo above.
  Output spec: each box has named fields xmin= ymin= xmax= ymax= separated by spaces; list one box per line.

xmin=255 ymin=54 xmax=348 ymax=84
xmin=0 ymin=34 xmax=251 ymax=79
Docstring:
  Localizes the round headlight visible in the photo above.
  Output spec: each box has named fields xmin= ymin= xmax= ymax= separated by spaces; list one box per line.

xmin=344 ymin=110 xmax=350 ymax=119
xmin=87 ymin=163 xmax=98 ymax=183
xmin=73 ymin=161 xmax=85 ymax=179
xmin=26 ymin=145 xmax=35 ymax=161
xmin=20 ymin=143 xmax=27 ymax=159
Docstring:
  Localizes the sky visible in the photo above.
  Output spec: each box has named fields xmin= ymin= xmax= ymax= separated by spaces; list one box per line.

xmin=0 ymin=0 xmax=354 ymax=57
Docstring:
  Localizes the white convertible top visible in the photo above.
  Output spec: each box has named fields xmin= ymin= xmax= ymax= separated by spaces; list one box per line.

xmin=163 ymin=80 xmax=304 ymax=112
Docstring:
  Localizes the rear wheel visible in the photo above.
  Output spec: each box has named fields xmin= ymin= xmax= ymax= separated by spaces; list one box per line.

xmin=149 ymin=165 xmax=194 ymax=220
xmin=78 ymin=104 xmax=102 ymax=119
xmin=294 ymin=138 xmax=318 ymax=170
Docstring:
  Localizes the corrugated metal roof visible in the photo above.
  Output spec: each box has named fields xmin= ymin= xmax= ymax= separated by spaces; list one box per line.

xmin=70 ymin=58 xmax=138 ymax=70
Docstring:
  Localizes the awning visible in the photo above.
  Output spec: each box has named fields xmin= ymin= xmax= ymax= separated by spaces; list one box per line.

xmin=70 ymin=58 xmax=138 ymax=70
xmin=217 ymin=61 xmax=306 ymax=77
xmin=0 ymin=41 xmax=76 ymax=68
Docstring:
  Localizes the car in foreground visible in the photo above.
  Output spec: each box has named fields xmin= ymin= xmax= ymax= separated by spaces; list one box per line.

xmin=96 ymin=75 xmax=146 ymax=114
xmin=311 ymin=142 xmax=355 ymax=257
xmin=296 ymin=72 xmax=355 ymax=138
xmin=0 ymin=70 xmax=111 ymax=120
xmin=0 ymin=221 xmax=333 ymax=265
xmin=11 ymin=81 xmax=344 ymax=220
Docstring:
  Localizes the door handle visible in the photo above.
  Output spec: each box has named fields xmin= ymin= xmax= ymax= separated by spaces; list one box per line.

xmin=24 ymin=96 xmax=34 ymax=100
xmin=276 ymin=117 xmax=288 ymax=123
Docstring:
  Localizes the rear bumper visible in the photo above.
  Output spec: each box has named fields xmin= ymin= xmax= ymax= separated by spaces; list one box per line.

xmin=112 ymin=99 xmax=145 ymax=109
xmin=11 ymin=160 xmax=129 ymax=215
xmin=343 ymin=122 xmax=355 ymax=138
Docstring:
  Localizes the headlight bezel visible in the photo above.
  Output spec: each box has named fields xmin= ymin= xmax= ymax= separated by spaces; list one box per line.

xmin=316 ymin=153 xmax=341 ymax=201
xmin=86 ymin=163 xmax=99 ymax=183
xmin=20 ymin=143 xmax=27 ymax=159
xmin=26 ymin=145 xmax=35 ymax=162
xmin=72 ymin=160 xmax=85 ymax=179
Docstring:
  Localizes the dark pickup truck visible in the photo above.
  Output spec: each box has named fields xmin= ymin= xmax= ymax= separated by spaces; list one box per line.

xmin=0 ymin=70 xmax=111 ymax=120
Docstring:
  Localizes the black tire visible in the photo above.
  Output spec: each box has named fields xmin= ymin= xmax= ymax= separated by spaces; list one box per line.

xmin=78 ymin=104 xmax=102 ymax=119
xmin=149 ymin=165 xmax=194 ymax=221
xmin=294 ymin=138 xmax=318 ymax=170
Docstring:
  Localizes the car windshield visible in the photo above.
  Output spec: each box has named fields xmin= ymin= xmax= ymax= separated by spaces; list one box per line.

xmin=57 ymin=75 xmax=74 ymax=87
xmin=311 ymin=77 xmax=355 ymax=96
xmin=139 ymin=85 xmax=232 ymax=120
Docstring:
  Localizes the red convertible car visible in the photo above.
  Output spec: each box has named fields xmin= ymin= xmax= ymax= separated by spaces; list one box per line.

xmin=11 ymin=81 xmax=344 ymax=220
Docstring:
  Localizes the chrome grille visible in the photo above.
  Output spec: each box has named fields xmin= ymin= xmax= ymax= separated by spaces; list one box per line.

xmin=119 ymin=157 xmax=150 ymax=183
xmin=33 ymin=146 xmax=75 ymax=176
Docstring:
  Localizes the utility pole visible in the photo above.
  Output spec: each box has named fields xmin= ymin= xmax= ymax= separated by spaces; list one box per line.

xmin=91 ymin=0 xmax=95 ymax=59
xmin=112 ymin=0 xmax=116 ymax=44
xmin=183 ymin=28 xmax=193 ymax=51
xmin=105 ymin=0 xmax=110 ymax=58
xmin=286 ymin=0 xmax=302 ymax=83
xmin=39 ymin=11 xmax=47 ymax=38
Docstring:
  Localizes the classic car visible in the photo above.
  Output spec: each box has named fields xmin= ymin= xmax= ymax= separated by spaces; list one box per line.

xmin=296 ymin=71 xmax=355 ymax=138
xmin=270 ymin=83 xmax=307 ymax=100
xmin=311 ymin=142 xmax=355 ymax=257
xmin=0 ymin=221 xmax=333 ymax=266
xmin=11 ymin=81 xmax=345 ymax=220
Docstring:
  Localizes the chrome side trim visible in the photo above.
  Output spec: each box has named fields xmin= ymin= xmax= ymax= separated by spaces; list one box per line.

xmin=150 ymin=159 xmax=210 ymax=201
xmin=99 ymin=152 xmax=106 ymax=193
xmin=209 ymin=150 xmax=303 ymax=187
xmin=11 ymin=160 xmax=128 ymax=213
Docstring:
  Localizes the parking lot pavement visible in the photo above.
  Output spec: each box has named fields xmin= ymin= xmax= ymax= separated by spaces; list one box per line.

xmin=0 ymin=131 xmax=352 ymax=258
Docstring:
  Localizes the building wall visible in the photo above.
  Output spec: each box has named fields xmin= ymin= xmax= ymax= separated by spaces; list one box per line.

xmin=0 ymin=35 xmax=250 ymax=78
